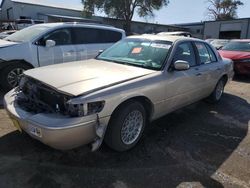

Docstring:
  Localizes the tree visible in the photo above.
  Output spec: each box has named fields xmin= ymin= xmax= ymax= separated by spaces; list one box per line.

xmin=82 ymin=0 xmax=169 ymax=34
xmin=207 ymin=0 xmax=244 ymax=21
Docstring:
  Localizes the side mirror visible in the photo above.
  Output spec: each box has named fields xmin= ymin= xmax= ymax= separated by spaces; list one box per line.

xmin=174 ymin=60 xmax=190 ymax=71
xmin=45 ymin=40 xmax=56 ymax=48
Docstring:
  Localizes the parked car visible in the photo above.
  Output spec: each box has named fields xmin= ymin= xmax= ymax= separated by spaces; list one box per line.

xmin=4 ymin=35 xmax=234 ymax=152
xmin=210 ymin=39 xmax=230 ymax=50
xmin=16 ymin=19 xmax=45 ymax=30
xmin=219 ymin=39 xmax=250 ymax=75
xmin=157 ymin=31 xmax=192 ymax=37
xmin=205 ymin=39 xmax=215 ymax=44
xmin=0 ymin=22 xmax=126 ymax=90
xmin=0 ymin=30 xmax=17 ymax=39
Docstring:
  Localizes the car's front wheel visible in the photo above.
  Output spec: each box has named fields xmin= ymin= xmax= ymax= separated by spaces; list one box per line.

xmin=0 ymin=63 xmax=31 ymax=91
xmin=104 ymin=101 xmax=146 ymax=152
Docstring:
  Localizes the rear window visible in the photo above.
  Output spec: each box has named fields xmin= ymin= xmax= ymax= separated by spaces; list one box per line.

xmin=72 ymin=27 xmax=122 ymax=44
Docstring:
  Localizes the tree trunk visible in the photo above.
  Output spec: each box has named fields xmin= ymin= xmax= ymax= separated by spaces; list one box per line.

xmin=124 ymin=19 xmax=132 ymax=35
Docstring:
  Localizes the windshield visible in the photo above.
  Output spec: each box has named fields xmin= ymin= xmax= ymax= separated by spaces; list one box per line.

xmin=4 ymin=25 xmax=50 ymax=42
xmin=97 ymin=38 xmax=172 ymax=70
xmin=222 ymin=41 xmax=250 ymax=52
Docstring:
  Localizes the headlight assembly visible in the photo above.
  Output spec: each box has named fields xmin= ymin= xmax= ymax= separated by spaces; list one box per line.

xmin=87 ymin=101 xmax=105 ymax=115
xmin=66 ymin=100 xmax=105 ymax=117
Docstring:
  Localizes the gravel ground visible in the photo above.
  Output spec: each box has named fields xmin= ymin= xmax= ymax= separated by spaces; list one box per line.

xmin=0 ymin=78 xmax=249 ymax=188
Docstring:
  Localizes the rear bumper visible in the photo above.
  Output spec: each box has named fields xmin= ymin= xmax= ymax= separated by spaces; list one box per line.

xmin=4 ymin=89 xmax=110 ymax=150
xmin=234 ymin=62 xmax=250 ymax=75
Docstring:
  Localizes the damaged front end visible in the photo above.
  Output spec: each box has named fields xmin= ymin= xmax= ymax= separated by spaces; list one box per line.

xmin=17 ymin=76 xmax=72 ymax=115
xmin=15 ymin=76 xmax=108 ymax=151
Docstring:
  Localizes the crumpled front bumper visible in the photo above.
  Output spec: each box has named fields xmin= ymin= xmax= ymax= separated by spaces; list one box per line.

xmin=4 ymin=89 xmax=110 ymax=150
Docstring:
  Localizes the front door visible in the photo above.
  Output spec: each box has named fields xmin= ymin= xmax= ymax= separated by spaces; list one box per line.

xmin=161 ymin=42 xmax=205 ymax=115
xmin=37 ymin=28 xmax=77 ymax=67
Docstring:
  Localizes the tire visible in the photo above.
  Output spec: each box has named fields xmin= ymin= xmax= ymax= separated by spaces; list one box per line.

xmin=0 ymin=63 xmax=31 ymax=91
xmin=104 ymin=101 xmax=146 ymax=152
xmin=206 ymin=78 xmax=226 ymax=103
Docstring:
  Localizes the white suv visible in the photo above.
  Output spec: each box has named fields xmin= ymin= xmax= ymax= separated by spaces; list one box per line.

xmin=0 ymin=22 xmax=126 ymax=90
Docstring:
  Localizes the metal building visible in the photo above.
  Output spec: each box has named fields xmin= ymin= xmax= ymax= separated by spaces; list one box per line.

xmin=203 ymin=18 xmax=250 ymax=39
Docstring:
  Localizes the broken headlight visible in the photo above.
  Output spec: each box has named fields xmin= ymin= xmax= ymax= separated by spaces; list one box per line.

xmin=66 ymin=101 xmax=105 ymax=117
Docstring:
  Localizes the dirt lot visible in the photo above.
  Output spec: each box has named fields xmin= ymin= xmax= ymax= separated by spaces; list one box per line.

xmin=0 ymin=78 xmax=249 ymax=188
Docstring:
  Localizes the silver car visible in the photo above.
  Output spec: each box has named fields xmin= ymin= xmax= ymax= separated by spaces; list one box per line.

xmin=4 ymin=35 xmax=234 ymax=152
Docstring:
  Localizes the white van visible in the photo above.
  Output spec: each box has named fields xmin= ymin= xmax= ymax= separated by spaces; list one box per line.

xmin=0 ymin=22 xmax=126 ymax=90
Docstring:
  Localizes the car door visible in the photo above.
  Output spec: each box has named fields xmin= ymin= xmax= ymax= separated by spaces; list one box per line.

xmin=193 ymin=42 xmax=222 ymax=96
xmin=160 ymin=41 xmax=206 ymax=115
xmin=37 ymin=28 xmax=77 ymax=66
xmin=72 ymin=27 xmax=123 ymax=60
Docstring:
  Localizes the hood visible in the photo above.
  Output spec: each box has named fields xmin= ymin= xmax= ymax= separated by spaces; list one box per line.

xmin=0 ymin=39 xmax=19 ymax=48
xmin=219 ymin=50 xmax=250 ymax=60
xmin=24 ymin=59 xmax=156 ymax=96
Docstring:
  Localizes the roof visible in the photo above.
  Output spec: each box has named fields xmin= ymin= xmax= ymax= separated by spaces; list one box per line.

xmin=29 ymin=22 xmax=125 ymax=33
xmin=157 ymin=31 xmax=191 ymax=35
xmin=128 ymin=34 xmax=199 ymax=43
xmin=40 ymin=13 xmax=99 ymax=23
xmin=1 ymin=0 xmax=82 ymax=11
xmin=231 ymin=39 xmax=250 ymax=42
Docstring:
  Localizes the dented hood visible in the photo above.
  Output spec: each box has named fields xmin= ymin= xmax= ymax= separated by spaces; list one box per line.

xmin=24 ymin=59 xmax=156 ymax=96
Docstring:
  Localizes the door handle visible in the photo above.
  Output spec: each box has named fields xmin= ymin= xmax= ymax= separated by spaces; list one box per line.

xmin=196 ymin=73 xmax=202 ymax=76
xmin=216 ymin=68 xmax=222 ymax=71
xmin=67 ymin=50 xmax=74 ymax=53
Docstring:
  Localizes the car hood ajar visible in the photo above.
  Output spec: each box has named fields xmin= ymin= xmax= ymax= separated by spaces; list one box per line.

xmin=219 ymin=50 xmax=250 ymax=60
xmin=24 ymin=59 xmax=156 ymax=96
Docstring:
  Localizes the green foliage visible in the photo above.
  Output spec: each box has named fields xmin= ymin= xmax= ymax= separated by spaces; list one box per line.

xmin=207 ymin=0 xmax=244 ymax=20
xmin=82 ymin=0 xmax=169 ymax=32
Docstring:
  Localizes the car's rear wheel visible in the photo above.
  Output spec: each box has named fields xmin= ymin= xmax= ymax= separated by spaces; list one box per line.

xmin=207 ymin=78 xmax=226 ymax=103
xmin=104 ymin=101 xmax=146 ymax=152
xmin=0 ymin=63 xmax=31 ymax=91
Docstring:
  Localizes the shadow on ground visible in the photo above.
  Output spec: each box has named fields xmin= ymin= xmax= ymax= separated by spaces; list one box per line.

xmin=0 ymin=92 xmax=249 ymax=188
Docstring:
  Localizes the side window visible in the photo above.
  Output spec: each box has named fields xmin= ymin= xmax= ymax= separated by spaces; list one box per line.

xmin=102 ymin=30 xmax=122 ymax=43
xmin=72 ymin=28 xmax=122 ymax=44
xmin=195 ymin=42 xmax=212 ymax=64
xmin=205 ymin=44 xmax=217 ymax=62
xmin=173 ymin=42 xmax=196 ymax=67
xmin=72 ymin=28 xmax=101 ymax=44
xmin=43 ymin=29 xmax=72 ymax=46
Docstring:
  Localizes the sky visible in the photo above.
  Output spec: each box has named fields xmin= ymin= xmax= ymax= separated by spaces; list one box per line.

xmin=1 ymin=0 xmax=250 ymax=24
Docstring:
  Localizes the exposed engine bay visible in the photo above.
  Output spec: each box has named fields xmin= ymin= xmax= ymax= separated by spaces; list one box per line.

xmin=16 ymin=76 xmax=71 ymax=115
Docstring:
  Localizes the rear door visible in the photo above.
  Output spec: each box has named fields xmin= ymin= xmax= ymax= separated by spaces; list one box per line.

xmin=193 ymin=42 xmax=222 ymax=96
xmin=37 ymin=28 xmax=77 ymax=66
xmin=72 ymin=27 xmax=123 ymax=60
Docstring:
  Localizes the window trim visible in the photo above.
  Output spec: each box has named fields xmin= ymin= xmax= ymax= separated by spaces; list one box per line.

xmin=193 ymin=41 xmax=217 ymax=65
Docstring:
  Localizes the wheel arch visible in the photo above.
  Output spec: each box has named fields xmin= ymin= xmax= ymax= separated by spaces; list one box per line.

xmin=0 ymin=60 xmax=34 ymax=71
xmin=221 ymin=74 xmax=228 ymax=85
xmin=110 ymin=96 xmax=154 ymax=122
